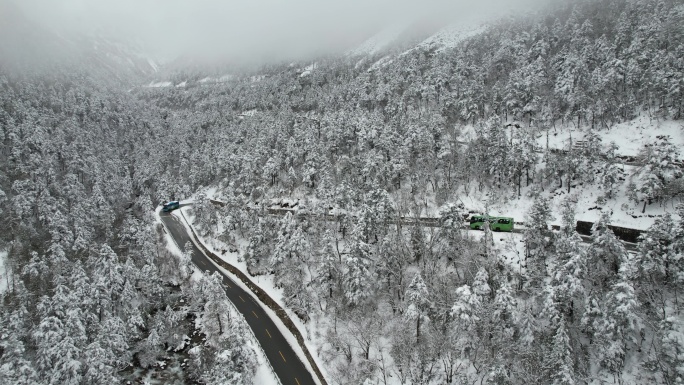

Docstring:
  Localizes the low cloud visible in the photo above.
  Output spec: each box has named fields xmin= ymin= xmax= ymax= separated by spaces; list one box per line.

xmin=12 ymin=0 xmax=558 ymax=63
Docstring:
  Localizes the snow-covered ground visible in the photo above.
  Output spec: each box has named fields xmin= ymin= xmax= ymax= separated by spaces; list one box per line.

xmin=538 ymin=117 xmax=682 ymax=229
xmin=459 ymin=171 xmax=674 ymax=231
xmin=176 ymin=206 xmax=329 ymax=385
xmin=540 ymin=116 xmax=684 ymax=157
xmin=416 ymin=23 xmax=487 ymax=52
xmin=362 ymin=22 xmax=487 ymax=72
xmin=185 ymin=116 xmax=682 ymax=383
xmin=239 ymin=109 xmax=258 ymax=119
xmin=300 ymin=62 xmax=318 ymax=77
xmin=158 ymin=206 xmax=327 ymax=384
xmin=146 ymin=58 xmax=159 ymax=72
xmin=366 ymin=55 xmax=395 ymax=71
xmin=156 ymin=207 xmax=282 ymax=385
xmin=198 ymin=74 xmax=235 ymax=84
xmin=189 ymin=192 xmax=528 ymax=385
xmin=0 ymin=250 xmax=8 ymax=294
xmin=455 ymin=118 xmax=684 ymax=230
xmin=205 ymin=115 xmax=681 ymax=233
xmin=349 ymin=15 xmax=489 ymax=58
xmin=146 ymin=81 xmax=172 ymax=88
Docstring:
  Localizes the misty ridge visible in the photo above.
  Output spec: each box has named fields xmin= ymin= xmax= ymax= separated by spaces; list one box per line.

xmin=1 ymin=0 xmax=683 ymax=384
xmin=2 ymin=0 xmax=559 ymax=70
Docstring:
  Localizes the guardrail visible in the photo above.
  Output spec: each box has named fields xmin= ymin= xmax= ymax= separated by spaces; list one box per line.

xmin=575 ymin=220 xmax=643 ymax=243
xmin=179 ymin=211 xmax=328 ymax=385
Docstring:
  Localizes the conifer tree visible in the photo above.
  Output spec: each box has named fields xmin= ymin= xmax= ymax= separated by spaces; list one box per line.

xmin=524 ymin=196 xmax=555 ymax=287
xmin=548 ymin=317 xmax=575 ymax=385
xmin=405 ymin=272 xmax=431 ymax=342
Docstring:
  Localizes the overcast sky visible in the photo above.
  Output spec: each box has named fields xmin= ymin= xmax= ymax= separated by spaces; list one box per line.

xmin=14 ymin=0 xmax=557 ymax=62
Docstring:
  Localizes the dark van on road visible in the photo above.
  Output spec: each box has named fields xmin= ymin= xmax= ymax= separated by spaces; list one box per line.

xmin=162 ymin=201 xmax=180 ymax=212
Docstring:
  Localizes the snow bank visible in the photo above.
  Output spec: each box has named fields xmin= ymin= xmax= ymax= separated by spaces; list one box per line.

xmin=146 ymin=81 xmax=172 ymax=88
xmin=156 ymin=207 xmax=281 ymax=385
xmin=175 ymin=207 xmax=327 ymax=385
xmin=538 ymin=117 xmax=684 ymax=157
xmin=146 ymin=58 xmax=159 ymax=72
xmin=300 ymin=62 xmax=318 ymax=77
xmin=418 ymin=23 xmax=487 ymax=52
xmin=0 ymin=250 xmax=8 ymax=294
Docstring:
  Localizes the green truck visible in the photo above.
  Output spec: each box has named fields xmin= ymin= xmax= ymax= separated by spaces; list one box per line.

xmin=469 ymin=215 xmax=514 ymax=232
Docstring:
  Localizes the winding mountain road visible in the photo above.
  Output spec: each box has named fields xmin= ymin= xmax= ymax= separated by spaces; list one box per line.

xmin=159 ymin=211 xmax=318 ymax=385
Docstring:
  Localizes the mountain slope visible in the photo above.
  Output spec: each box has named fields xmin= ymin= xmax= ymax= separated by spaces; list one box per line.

xmin=0 ymin=0 xmax=157 ymax=83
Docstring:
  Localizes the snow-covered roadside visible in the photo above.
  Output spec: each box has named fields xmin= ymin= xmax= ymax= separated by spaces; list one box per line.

xmin=156 ymin=206 xmax=206 ymax=284
xmin=178 ymin=199 xmax=533 ymax=384
xmin=251 ymin=355 xmax=281 ymax=385
xmin=155 ymin=207 xmax=282 ymax=385
xmin=176 ymin=206 xmax=329 ymax=385
xmin=169 ymin=206 xmax=328 ymax=383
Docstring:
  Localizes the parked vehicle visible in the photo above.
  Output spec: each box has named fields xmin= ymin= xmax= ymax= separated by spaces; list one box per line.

xmin=469 ymin=215 xmax=514 ymax=232
xmin=162 ymin=201 xmax=180 ymax=212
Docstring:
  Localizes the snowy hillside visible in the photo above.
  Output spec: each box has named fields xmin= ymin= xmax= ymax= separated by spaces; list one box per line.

xmin=351 ymin=20 xmax=489 ymax=71
xmin=417 ymin=23 xmax=488 ymax=51
xmin=347 ymin=21 xmax=415 ymax=56
xmin=460 ymin=117 xmax=684 ymax=231
xmin=3 ymin=0 xmax=684 ymax=384
xmin=0 ymin=1 xmax=158 ymax=80
xmin=83 ymin=33 xmax=159 ymax=77
xmin=543 ymin=116 xmax=684 ymax=158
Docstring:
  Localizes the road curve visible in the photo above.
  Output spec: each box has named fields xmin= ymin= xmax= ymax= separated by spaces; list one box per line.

xmin=160 ymin=211 xmax=317 ymax=385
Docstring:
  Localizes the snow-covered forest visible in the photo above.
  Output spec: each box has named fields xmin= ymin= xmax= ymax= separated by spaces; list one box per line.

xmin=1 ymin=0 xmax=683 ymax=384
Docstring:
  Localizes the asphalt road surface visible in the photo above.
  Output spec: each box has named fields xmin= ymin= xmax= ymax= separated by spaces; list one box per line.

xmin=160 ymin=211 xmax=317 ymax=385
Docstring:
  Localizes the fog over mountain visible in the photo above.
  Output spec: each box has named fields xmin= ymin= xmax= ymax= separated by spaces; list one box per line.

xmin=13 ymin=0 xmax=559 ymax=63
xmin=3 ymin=0 xmax=682 ymax=384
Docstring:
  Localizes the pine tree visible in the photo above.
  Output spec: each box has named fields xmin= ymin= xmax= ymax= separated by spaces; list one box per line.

xmin=198 ymin=272 xmax=233 ymax=348
xmin=90 ymin=245 xmax=123 ymax=323
xmin=343 ymin=238 xmax=373 ymax=307
xmin=637 ymin=136 xmax=683 ymax=212
xmin=82 ymin=340 xmax=119 ymax=385
xmin=180 ymin=241 xmax=195 ymax=279
xmin=405 ymin=272 xmax=431 ymax=342
xmin=637 ymin=213 xmax=682 ymax=291
xmin=451 ymin=285 xmax=482 ymax=326
xmin=439 ymin=202 xmax=467 ymax=229
xmin=658 ymin=316 xmax=684 ymax=384
xmin=33 ymin=308 xmax=87 ymax=385
xmin=524 ymin=196 xmax=555 ymax=287
xmin=548 ymin=317 xmax=575 ymax=385
xmin=316 ymin=230 xmax=341 ymax=303
xmin=552 ymin=198 xmax=586 ymax=323
xmin=492 ymin=279 xmax=517 ymax=341
xmin=598 ymin=277 xmax=640 ymax=375
xmin=587 ymin=211 xmax=627 ymax=290
xmin=0 ymin=307 xmax=39 ymax=385
xmin=472 ymin=267 xmax=492 ymax=299
xmin=186 ymin=272 xmax=257 ymax=384
xmin=136 ymin=327 xmax=162 ymax=369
